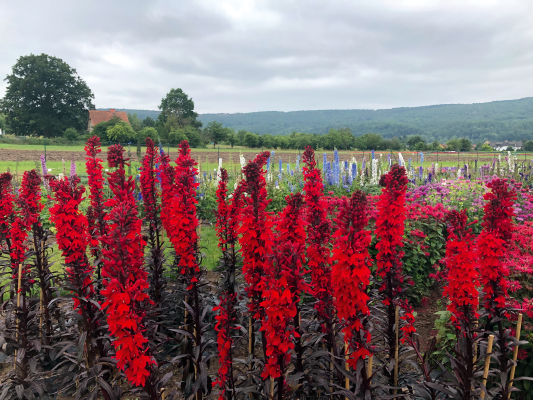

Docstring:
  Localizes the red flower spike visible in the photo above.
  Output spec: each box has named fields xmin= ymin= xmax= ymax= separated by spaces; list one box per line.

xmin=261 ymin=192 xmax=307 ymax=380
xmin=478 ymin=178 xmax=516 ymax=317
xmin=238 ymin=151 xmax=273 ymax=319
xmin=101 ymin=144 xmax=154 ymax=387
xmin=332 ymin=190 xmax=372 ymax=368
xmin=442 ymin=210 xmax=479 ymax=327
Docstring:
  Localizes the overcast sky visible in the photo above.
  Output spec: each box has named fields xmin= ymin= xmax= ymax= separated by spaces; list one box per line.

xmin=1 ymin=0 xmax=531 ymax=113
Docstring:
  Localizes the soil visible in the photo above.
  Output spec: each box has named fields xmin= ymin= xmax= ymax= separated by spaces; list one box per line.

xmin=1 ymin=147 xmax=509 ymax=166
xmin=412 ymin=288 xmax=443 ymax=351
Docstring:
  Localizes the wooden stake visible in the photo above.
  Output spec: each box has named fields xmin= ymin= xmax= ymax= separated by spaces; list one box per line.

xmin=393 ymin=305 xmax=399 ymax=394
xmin=248 ymin=316 xmax=253 ymax=355
xmin=14 ymin=263 xmax=22 ymax=369
xmin=367 ymin=355 xmax=373 ymax=385
xmin=481 ymin=335 xmax=494 ymax=400
xmin=39 ymin=289 xmax=43 ymax=339
xmin=345 ymin=341 xmax=349 ymax=400
xmin=507 ymin=314 xmax=523 ymax=398
xmin=270 ymin=377 xmax=274 ymax=398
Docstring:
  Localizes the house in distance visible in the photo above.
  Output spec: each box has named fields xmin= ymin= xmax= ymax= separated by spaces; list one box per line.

xmin=87 ymin=109 xmax=130 ymax=132
xmin=485 ymin=140 xmax=523 ymax=151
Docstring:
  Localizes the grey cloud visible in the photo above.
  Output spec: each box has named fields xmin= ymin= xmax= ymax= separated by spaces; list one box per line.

xmin=0 ymin=0 xmax=531 ymax=113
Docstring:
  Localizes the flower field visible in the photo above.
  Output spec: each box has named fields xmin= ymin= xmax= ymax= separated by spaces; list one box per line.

xmin=0 ymin=137 xmax=533 ymax=399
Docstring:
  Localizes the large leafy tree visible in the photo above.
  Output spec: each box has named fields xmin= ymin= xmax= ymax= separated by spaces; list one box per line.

xmin=156 ymin=88 xmax=201 ymax=131
xmin=0 ymin=54 xmax=94 ymax=137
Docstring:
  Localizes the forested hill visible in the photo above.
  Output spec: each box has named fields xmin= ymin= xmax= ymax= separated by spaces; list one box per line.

xmin=113 ymin=97 xmax=533 ymax=143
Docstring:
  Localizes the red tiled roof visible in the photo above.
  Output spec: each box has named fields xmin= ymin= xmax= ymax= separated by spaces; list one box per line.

xmin=88 ymin=109 xmax=130 ymax=126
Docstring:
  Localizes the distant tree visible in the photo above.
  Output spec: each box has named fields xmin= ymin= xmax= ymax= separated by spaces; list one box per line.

xmin=142 ymin=116 xmax=155 ymax=128
xmin=430 ymin=140 xmax=441 ymax=150
xmin=480 ymin=144 xmax=493 ymax=151
xmin=355 ymin=133 xmax=383 ymax=150
xmin=168 ymin=129 xmax=189 ymax=145
xmin=446 ymin=138 xmax=460 ymax=151
xmin=157 ymin=88 xmax=201 ymax=130
xmin=205 ymin=121 xmax=227 ymax=148
xmin=506 ymin=146 xmax=514 ymax=152
xmin=106 ymin=121 xmax=136 ymax=142
xmin=523 ymin=140 xmax=533 ymax=152
xmin=63 ymin=127 xmax=78 ymax=141
xmin=407 ymin=135 xmax=426 ymax=149
xmin=244 ymin=132 xmax=259 ymax=147
xmin=138 ymin=127 xmax=158 ymax=142
xmin=0 ymin=113 xmax=9 ymax=134
xmin=236 ymin=130 xmax=247 ymax=146
xmin=227 ymin=131 xmax=236 ymax=148
xmin=91 ymin=116 xmax=123 ymax=141
xmin=388 ymin=137 xmax=402 ymax=150
xmin=459 ymin=138 xmax=472 ymax=151
xmin=128 ymin=113 xmax=142 ymax=132
xmin=0 ymin=54 xmax=94 ymax=137
xmin=415 ymin=142 xmax=427 ymax=151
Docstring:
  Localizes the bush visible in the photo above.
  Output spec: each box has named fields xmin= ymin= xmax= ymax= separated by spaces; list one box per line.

xmin=63 ymin=127 xmax=78 ymax=141
xmin=106 ymin=121 xmax=136 ymax=142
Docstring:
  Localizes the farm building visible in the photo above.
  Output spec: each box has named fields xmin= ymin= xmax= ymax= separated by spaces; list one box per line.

xmin=87 ymin=109 xmax=130 ymax=132
xmin=486 ymin=140 xmax=523 ymax=151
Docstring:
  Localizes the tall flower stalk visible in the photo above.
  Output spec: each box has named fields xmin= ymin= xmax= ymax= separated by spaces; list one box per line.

xmin=332 ymin=190 xmax=372 ymax=393
xmin=214 ymin=168 xmax=245 ymax=400
xmin=261 ymin=192 xmax=307 ymax=400
xmin=375 ymin=164 xmax=415 ymax=389
xmin=100 ymin=145 xmax=156 ymax=393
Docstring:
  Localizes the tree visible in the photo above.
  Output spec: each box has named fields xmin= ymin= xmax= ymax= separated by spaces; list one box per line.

xmin=0 ymin=54 xmax=94 ymax=137
xmin=0 ymin=113 xmax=9 ymax=134
xmin=106 ymin=121 xmax=136 ymax=142
xmin=91 ymin=116 xmax=123 ymax=141
xmin=168 ymin=130 xmax=189 ymax=145
xmin=244 ymin=132 xmax=259 ymax=147
xmin=158 ymin=88 xmax=201 ymax=129
xmin=227 ymin=132 xmax=236 ymax=148
xmin=142 ymin=116 xmax=155 ymax=128
xmin=128 ymin=113 xmax=142 ymax=132
xmin=205 ymin=121 xmax=227 ymax=147
xmin=236 ymin=130 xmax=247 ymax=146
xmin=138 ymin=127 xmax=158 ymax=142
xmin=480 ymin=144 xmax=493 ymax=151
xmin=63 ymin=127 xmax=78 ymax=141
xmin=523 ymin=140 xmax=533 ymax=151
xmin=407 ymin=135 xmax=426 ymax=149
xmin=459 ymin=138 xmax=472 ymax=151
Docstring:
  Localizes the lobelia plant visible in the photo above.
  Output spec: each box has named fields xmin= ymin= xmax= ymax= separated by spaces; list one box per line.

xmin=332 ymin=190 xmax=373 ymax=397
xmin=214 ymin=168 xmax=245 ymax=400
xmin=100 ymin=144 xmax=160 ymax=398
xmin=476 ymin=177 xmax=529 ymax=398
xmin=302 ymin=146 xmax=342 ymax=391
xmin=49 ymin=175 xmax=117 ymax=400
xmin=237 ymin=151 xmax=273 ymax=393
xmin=0 ymin=170 xmax=51 ymax=399
xmin=260 ymin=192 xmax=307 ymax=400
xmin=84 ymin=136 xmax=108 ymax=280
xmin=374 ymin=164 xmax=416 ymax=391
xmin=167 ymin=140 xmax=213 ymax=400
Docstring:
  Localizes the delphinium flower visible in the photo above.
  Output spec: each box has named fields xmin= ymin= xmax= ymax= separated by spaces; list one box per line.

xmin=101 ymin=144 xmax=155 ymax=389
xmin=70 ymin=160 xmax=76 ymax=177
xmin=332 ymin=190 xmax=372 ymax=377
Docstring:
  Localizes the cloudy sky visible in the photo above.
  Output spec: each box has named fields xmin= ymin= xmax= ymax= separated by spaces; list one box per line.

xmin=1 ymin=0 xmax=531 ymax=113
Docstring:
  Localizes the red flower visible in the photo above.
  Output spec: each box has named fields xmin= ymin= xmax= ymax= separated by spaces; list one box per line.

xmin=0 ymin=173 xmax=14 ymax=249
xmin=100 ymin=144 xmax=154 ymax=387
xmin=442 ymin=210 xmax=479 ymax=327
xmin=84 ymin=136 xmax=107 ymax=256
xmin=375 ymin=165 xmax=416 ymax=341
xmin=302 ymin=146 xmax=332 ymax=320
xmin=261 ymin=193 xmax=307 ymax=380
xmin=238 ymin=151 xmax=273 ymax=319
xmin=477 ymin=178 xmax=516 ymax=316
xmin=332 ymin=190 xmax=372 ymax=367
xmin=139 ymin=138 xmax=159 ymax=225
xmin=49 ymin=176 xmax=95 ymax=311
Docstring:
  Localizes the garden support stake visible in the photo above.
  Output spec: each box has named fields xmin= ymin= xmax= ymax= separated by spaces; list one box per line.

xmin=393 ymin=305 xmax=399 ymax=395
xmin=507 ymin=313 xmax=523 ymax=398
xmin=481 ymin=335 xmax=494 ymax=400
xmin=14 ymin=262 xmax=21 ymax=370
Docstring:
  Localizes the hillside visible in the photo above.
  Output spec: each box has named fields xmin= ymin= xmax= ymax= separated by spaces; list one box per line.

xmin=109 ymin=97 xmax=533 ymax=143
